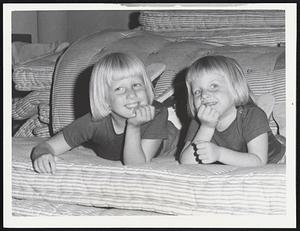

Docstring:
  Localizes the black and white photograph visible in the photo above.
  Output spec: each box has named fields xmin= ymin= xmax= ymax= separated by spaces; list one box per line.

xmin=3 ymin=2 xmax=297 ymax=228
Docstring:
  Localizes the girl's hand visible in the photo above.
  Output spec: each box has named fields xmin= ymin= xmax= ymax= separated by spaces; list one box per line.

xmin=197 ymin=104 xmax=220 ymax=128
xmin=33 ymin=154 xmax=56 ymax=174
xmin=127 ymin=105 xmax=155 ymax=127
xmin=194 ymin=141 xmax=220 ymax=164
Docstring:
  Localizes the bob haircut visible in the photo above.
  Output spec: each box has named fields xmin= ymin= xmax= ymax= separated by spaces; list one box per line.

xmin=186 ymin=55 xmax=251 ymax=117
xmin=89 ymin=52 xmax=154 ymax=120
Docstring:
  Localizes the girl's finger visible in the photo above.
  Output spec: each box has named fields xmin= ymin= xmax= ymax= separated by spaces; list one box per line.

xmin=197 ymin=153 xmax=206 ymax=159
xmin=41 ymin=159 xmax=51 ymax=173
xmin=33 ymin=160 xmax=40 ymax=173
xmin=145 ymin=105 xmax=152 ymax=120
xmin=150 ymin=106 xmax=155 ymax=118
xmin=37 ymin=160 xmax=46 ymax=173
xmin=201 ymin=159 xmax=210 ymax=164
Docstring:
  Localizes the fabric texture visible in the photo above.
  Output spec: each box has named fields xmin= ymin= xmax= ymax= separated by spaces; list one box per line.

xmin=51 ymin=29 xmax=285 ymax=135
xmin=12 ymin=90 xmax=51 ymax=120
xmin=63 ymin=102 xmax=169 ymax=161
xmin=12 ymin=198 xmax=161 ymax=216
xmin=13 ymin=51 xmax=65 ymax=91
xmin=14 ymin=115 xmax=50 ymax=138
xmin=139 ymin=10 xmax=285 ymax=31
xmin=12 ymin=137 xmax=286 ymax=215
xmin=139 ymin=10 xmax=285 ymax=46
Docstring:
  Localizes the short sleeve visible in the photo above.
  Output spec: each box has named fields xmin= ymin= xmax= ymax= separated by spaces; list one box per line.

xmin=141 ymin=106 xmax=169 ymax=140
xmin=62 ymin=113 xmax=96 ymax=148
xmin=184 ymin=118 xmax=200 ymax=143
xmin=242 ymin=106 xmax=271 ymax=143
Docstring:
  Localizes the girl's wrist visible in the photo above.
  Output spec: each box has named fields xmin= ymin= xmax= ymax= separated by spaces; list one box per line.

xmin=30 ymin=142 xmax=55 ymax=162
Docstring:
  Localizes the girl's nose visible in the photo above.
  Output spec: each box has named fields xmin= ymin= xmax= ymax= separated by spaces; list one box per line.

xmin=127 ymin=89 xmax=137 ymax=98
xmin=201 ymin=90 xmax=211 ymax=99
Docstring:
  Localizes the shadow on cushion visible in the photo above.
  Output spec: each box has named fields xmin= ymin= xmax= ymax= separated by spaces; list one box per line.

xmin=73 ymin=65 xmax=93 ymax=119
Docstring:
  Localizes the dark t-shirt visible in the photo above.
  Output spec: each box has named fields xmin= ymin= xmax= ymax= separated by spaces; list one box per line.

xmin=63 ymin=101 xmax=169 ymax=161
xmin=185 ymin=104 xmax=285 ymax=163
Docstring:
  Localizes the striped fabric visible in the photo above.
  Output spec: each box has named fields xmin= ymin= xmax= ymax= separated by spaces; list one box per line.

xmin=14 ymin=115 xmax=50 ymax=138
xmin=12 ymin=90 xmax=51 ymax=120
xmin=139 ymin=10 xmax=285 ymax=31
xmin=157 ymin=30 xmax=285 ymax=47
xmin=13 ymin=52 xmax=63 ymax=91
xmin=51 ymin=29 xmax=171 ymax=134
xmin=154 ymin=45 xmax=284 ymax=99
xmin=50 ymin=29 xmax=285 ymax=136
xmin=246 ymin=69 xmax=286 ymax=135
xmin=12 ymin=138 xmax=286 ymax=215
xmin=12 ymin=198 xmax=161 ymax=216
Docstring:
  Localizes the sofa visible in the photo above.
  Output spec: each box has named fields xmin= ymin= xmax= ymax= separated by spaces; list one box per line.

xmin=11 ymin=10 xmax=287 ymax=217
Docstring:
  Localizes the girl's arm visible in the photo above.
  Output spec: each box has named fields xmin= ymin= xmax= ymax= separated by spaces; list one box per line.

xmin=123 ymin=105 xmax=162 ymax=165
xmin=218 ymin=133 xmax=268 ymax=166
xmin=180 ymin=125 xmax=215 ymax=164
xmin=196 ymin=133 xmax=268 ymax=167
xmin=31 ymin=133 xmax=71 ymax=173
xmin=123 ymin=123 xmax=162 ymax=164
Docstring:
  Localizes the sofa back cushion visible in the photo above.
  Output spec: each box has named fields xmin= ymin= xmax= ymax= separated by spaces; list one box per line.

xmin=51 ymin=29 xmax=285 ymax=137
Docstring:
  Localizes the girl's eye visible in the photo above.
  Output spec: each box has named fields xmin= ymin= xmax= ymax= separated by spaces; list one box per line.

xmin=133 ymin=83 xmax=143 ymax=89
xmin=114 ymin=87 xmax=125 ymax=93
xmin=193 ymin=90 xmax=201 ymax=96
xmin=210 ymin=83 xmax=218 ymax=90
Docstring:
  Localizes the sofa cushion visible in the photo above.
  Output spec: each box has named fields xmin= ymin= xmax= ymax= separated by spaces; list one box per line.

xmin=12 ymin=90 xmax=51 ymax=120
xmin=51 ymin=29 xmax=285 ymax=137
xmin=13 ymin=52 xmax=63 ymax=91
xmin=12 ymin=137 xmax=286 ymax=215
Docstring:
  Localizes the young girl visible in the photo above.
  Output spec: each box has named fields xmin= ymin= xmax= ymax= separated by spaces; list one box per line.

xmin=180 ymin=55 xmax=285 ymax=167
xmin=31 ymin=52 xmax=178 ymax=174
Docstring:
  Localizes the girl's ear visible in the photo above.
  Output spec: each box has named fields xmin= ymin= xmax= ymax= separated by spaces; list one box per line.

xmin=146 ymin=63 xmax=166 ymax=82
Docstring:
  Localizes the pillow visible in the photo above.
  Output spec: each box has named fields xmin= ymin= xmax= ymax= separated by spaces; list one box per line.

xmin=51 ymin=30 xmax=187 ymax=134
xmin=246 ymin=69 xmax=285 ymax=136
xmin=12 ymin=137 xmax=286 ymax=215
xmin=13 ymin=51 xmax=65 ymax=91
xmin=13 ymin=114 xmax=50 ymax=138
xmin=12 ymin=90 xmax=51 ymax=120
xmin=12 ymin=198 xmax=161 ymax=216
xmin=253 ymin=94 xmax=275 ymax=119
xmin=139 ymin=10 xmax=285 ymax=31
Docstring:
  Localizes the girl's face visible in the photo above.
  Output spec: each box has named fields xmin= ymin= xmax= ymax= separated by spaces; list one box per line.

xmin=191 ymin=71 xmax=236 ymax=119
xmin=108 ymin=75 xmax=150 ymax=120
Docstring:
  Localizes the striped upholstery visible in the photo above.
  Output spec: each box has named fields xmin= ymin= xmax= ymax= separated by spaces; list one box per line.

xmin=12 ymin=90 xmax=50 ymax=120
xmin=14 ymin=115 xmax=50 ymax=138
xmin=13 ymin=52 xmax=63 ymax=91
xmin=12 ymin=138 xmax=286 ymax=215
xmin=139 ymin=10 xmax=285 ymax=31
xmin=51 ymin=29 xmax=285 ymax=135
xmin=246 ymin=69 xmax=286 ymax=135
xmin=12 ymin=198 xmax=160 ymax=216
xmin=139 ymin=10 xmax=285 ymax=47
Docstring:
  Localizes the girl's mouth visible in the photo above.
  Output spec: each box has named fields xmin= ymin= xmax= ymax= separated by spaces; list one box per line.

xmin=202 ymin=101 xmax=217 ymax=106
xmin=125 ymin=102 xmax=140 ymax=109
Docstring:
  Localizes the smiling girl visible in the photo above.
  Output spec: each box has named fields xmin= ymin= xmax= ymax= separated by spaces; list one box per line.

xmin=180 ymin=55 xmax=285 ymax=167
xmin=31 ymin=52 xmax=178 ymax=173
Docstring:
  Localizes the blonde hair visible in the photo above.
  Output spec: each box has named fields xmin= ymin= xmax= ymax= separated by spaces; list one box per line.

xmin=186 ymin=55 xmax=250 ymax=116
xmin=89 ymin=52 xmax=154 ymax=120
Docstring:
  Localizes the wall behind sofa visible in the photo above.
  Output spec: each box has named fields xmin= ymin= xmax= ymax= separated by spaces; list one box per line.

xmin=12 ymin=10 xmax=140 ymax=44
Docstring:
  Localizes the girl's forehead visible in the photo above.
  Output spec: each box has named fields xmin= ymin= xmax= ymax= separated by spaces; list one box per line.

xmin=192 ymin=70 xmax=226 ymax=82
xmin=111 ymin=74 xmax=143 ymax=81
